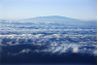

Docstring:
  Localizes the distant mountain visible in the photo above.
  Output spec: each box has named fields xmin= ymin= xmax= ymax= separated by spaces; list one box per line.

xmin=15 ymin=16 xmax=97 ymax=28
xmin=0 ymin=16 xmax=96 ymax=23
xmin=0 ymin=16 xmax=96 ymax=28
xmin=18 ymin=16 xmax=82 ymax=23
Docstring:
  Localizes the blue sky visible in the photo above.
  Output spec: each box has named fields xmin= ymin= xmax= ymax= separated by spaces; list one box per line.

xmin=0 ymin=0 xmax=97 ymax=20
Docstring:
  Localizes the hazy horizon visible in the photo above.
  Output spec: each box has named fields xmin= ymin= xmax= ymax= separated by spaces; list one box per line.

xmin=0 ymin=0 xmax=97 ymax=20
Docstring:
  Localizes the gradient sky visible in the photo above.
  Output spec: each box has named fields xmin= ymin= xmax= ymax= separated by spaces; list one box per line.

xmin=0 ymin=0 xmax=97 ymax=20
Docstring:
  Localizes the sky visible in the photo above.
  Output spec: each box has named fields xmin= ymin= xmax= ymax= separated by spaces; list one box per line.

xmin=0 ymin=0 xmax=97 ymax=20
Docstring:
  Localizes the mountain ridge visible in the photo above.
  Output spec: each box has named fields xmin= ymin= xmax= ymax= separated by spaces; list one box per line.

xmin=0 ymin=16 xmax=96 ymax=28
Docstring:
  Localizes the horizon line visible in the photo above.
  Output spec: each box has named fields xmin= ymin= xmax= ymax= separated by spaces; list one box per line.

xmin=0 ymin=15 xmax=97 ymax=21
